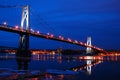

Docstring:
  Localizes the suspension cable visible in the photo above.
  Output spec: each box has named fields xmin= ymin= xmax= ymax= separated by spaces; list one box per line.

xmin=30 ymin=8 xmax=59 ymax=35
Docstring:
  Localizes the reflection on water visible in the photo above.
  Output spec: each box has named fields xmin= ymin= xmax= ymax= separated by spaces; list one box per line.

xmin=16 ymin=49 xmax=31 ymax=70
xmin=32 ymin=53 xmax=62 ymax=63
xmin=0 ymin=52 xmax=120 ymax=80
xmin=86 ymin=60 xmax=92 ymax=75
xmin=16 ymin=57 xmax=31 ymax=70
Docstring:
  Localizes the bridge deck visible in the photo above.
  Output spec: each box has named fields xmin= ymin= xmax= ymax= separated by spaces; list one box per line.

xmin=0 ymin=24 xmax=107 ymax=53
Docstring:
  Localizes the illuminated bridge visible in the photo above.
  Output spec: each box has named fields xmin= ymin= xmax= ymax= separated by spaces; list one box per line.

xmin=0 ymin=5 xmax=107 ymax=54
xmin=0 ymin=24 xmax=106 ymax=53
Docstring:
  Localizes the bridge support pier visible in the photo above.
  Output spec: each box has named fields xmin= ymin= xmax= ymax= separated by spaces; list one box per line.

xmin=19 ymin=34 xmax=29 ymax=52
xmin=16 ymin=5 xmax=31 ymax=70
xmin=17 ymin=5 xmax=30 ymax=54
xmin=86 ymin=37 xmax=92 ymax=54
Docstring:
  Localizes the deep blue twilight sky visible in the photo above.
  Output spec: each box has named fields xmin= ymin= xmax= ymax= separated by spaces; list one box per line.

xmin=0 ymin=0 xmax=120 ymax=50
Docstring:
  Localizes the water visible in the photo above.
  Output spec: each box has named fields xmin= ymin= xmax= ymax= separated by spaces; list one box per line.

xmin=0 ymin=53 xmax=120 ymax=80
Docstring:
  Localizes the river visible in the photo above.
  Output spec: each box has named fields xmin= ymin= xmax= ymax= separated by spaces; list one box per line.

xmin=0 ymin=53 xmax=120 ymax=80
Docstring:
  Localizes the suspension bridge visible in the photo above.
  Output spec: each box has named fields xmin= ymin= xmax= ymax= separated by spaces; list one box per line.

xmin=0 ymin=5 xmax=107 ymax=54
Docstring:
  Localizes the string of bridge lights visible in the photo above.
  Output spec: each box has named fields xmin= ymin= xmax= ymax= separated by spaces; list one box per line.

xmin=2 ymin=21 xmax=104 ymax=52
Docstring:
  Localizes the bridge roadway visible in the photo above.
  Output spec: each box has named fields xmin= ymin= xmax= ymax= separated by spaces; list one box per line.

xmin=0 ymin=24 xmax=106 ymax=53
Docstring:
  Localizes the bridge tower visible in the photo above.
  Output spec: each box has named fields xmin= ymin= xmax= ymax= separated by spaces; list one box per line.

xmin=86 ymin=37 xmax=92 ymax=53
xmin=18 ymin=5 xmax=31 ymax=55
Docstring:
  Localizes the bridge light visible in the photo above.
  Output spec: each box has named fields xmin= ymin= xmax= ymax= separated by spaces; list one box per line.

xmin=97 ymin=48 xmax=100 ymax=50
xmin=3 ymin=22 xmax=7 ymax=25
xmin=15 ymin=25 xmax=19 ymax=29
xmin=47 ymin=33 xmax=50 ymax=35
xmin=30 ymin=28 xmax=33 ymax=31
xmin=30 ymin=28 xmax=34 ymax=33
xmin=80 ymin=42 xmax=83 ymax=45
xmin=61 ymin=37 xmax=64 ymax=40
xmin=36 ymin=31 xmax=40 ymax=34
xmin=67 ymin=38 xmax=72 ymax=42
xmin=50 ymin=34 xmax=54 ymax=38
xmin=59 ymin=36 xmax=64 ymax=40
xmin=59 ymin=36 xmax=62 ymax=38
xmin=46 ymin=36 xmax=49 ymax=39
xmin=74 ymin=40 xmax=78 ymax=43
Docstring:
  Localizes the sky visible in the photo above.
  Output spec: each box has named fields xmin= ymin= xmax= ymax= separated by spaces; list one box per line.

xmin=0 ymin=0 xmax=120 ymax=50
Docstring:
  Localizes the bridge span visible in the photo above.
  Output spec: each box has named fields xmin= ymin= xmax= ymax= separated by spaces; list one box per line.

xmin=0 ymin=5 xmax=107 ymax=54
xmin=0 ymin=24 xmax=106 ymax=53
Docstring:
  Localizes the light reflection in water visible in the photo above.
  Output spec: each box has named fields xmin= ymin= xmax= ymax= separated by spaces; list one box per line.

xmin=32 ymin=54 xmax=105 ymax=76
xmin=1 ymin=52 xmax=120 ymax=80
xmin=31 ymin=53 xmax=120 ymax=76
xmin=72 ymin=56 xmax=103 ymax=75
xmin=86 ymin=60 xmax=92 ymax=75
xmin=32 ymin=53 xmax=62 ymax=63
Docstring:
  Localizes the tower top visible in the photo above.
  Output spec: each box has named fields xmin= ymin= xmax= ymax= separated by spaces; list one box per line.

xmin=21 ymin=5 xmax=29 ymax=30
